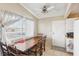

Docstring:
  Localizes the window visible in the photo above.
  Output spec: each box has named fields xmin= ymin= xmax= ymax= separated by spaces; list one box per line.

xmin=0 ymin=11 xmax=34 ymax=44
xmin=22 ymin=19 xmax=34 ymax=38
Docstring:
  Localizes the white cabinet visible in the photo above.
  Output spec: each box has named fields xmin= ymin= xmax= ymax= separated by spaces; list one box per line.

xmin=65 ymin=18 xmax=75 ymax=53
xmin=66 ymin=18 xmax=75 ymax=33
xmin=74 ymin=20 xmax=79 ymax=56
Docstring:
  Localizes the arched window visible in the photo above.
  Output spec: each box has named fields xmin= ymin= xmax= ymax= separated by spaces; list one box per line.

xmin=0 ymin=11 xmax=34 ymax=45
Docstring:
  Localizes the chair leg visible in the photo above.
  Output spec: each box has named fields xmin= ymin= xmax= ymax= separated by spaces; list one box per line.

xmin=40 ymin=43 xmax=42 ymax=56
xmin=44 ymin=43 xmax=45 ymax=51
xmin=28 ymin=50 xmax=30 ymax=56
xmin=34 ymin=51 xmax=37 ymax=56
xmin=34 ymin=46 xmax=37 ymax=56
xmin=3 ymin=53 xmax=5 ymax=56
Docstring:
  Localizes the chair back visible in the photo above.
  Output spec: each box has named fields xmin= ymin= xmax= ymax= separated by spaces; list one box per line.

xmin=0 ymin=41 xmax=9 ymax=56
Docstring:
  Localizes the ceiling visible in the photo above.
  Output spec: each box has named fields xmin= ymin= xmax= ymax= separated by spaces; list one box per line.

xmin=20 ymin=3 xmax=68 ymax=19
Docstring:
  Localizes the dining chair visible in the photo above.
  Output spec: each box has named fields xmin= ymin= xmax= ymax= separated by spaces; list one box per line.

xmin=0 ymin=41 xmax=9 ymax=56
xmin=37 ymin=33 xmax=47 ymax=51
xmin=28 ymin=36 xmax=43 ymax=56
xmin=28 ymin=42 xmax=42 ymax=56
xmin=37 ymin=34 xmax=47 ymax=51
xmin=0 ymin=41 xmax=20 ymax=56
xmin=8 ymin=45 xmax=29 ymax=56
xmin=8 ymin=46 xmax=19 ymax=56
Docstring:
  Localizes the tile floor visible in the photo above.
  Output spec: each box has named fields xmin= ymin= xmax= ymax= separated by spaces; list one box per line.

xmin=43 ymin=39 xmax=73 ymax=56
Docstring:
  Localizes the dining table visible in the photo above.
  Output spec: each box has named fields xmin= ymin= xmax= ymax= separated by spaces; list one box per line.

xmin=7 ymin=36 xmax=43 ymax=56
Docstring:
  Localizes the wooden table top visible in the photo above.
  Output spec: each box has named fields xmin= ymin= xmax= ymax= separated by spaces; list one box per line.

xmin=8 ymin=36 xmax=42 ymax=52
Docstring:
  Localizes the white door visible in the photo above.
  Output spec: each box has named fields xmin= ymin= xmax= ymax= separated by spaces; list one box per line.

xmin=52 ymin=20 xmax=65 ymax=48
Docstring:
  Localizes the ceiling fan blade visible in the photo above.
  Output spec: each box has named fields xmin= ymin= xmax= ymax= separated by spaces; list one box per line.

xmin=35 ymin=8 xmax=42 ymax=11
xmin=47 ymin=6 xmax=54 ymax=11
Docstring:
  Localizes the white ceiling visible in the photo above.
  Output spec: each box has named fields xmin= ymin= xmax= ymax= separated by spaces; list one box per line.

xmin=21 ymin=3 xmax=68 ymax=19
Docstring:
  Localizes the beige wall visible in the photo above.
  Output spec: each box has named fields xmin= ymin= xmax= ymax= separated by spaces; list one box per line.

xmin=38 ymin=19 xmax=52 ymax=38
xmin=38 ymin=16 xmax=65 ymax=39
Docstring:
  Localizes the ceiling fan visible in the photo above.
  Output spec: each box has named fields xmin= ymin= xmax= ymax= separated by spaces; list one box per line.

xmin=35 ymin=4 xmax=55 ymax=13
xmin=42 ymin=5 xmax=54 ymax=13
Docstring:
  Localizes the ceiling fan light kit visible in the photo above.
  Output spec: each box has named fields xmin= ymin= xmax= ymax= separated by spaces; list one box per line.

xmin=42 ymin=5 xmax=48 ymax=13
xmin=42 ymin=4 xmax=55 ymax=14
